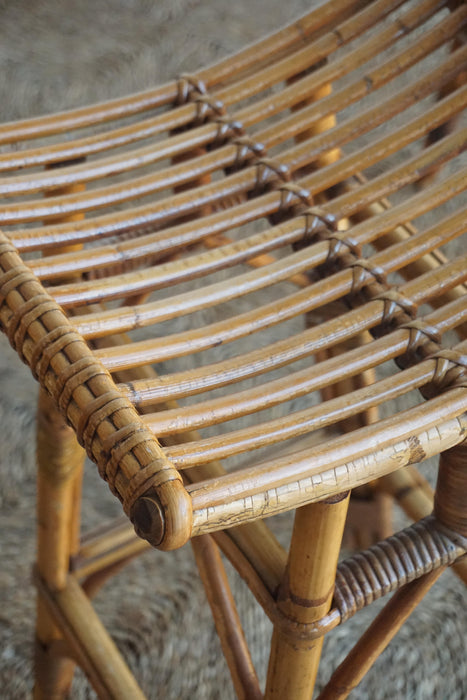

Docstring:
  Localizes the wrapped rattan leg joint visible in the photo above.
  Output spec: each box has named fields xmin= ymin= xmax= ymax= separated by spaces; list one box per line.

xmin=264 ymin=513 xmax=467 ymax=642
xmin=269 ymin=604 xmax=341 ymax=643
xmin=333 ymin=515 xmax=466 ymax=624
xmin=266 ymin=515 xmax=466 ymax=644
xmin=0 ymin=232 xmax=192 ymax=550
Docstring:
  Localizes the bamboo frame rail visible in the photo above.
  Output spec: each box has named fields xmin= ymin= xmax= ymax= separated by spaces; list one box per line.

xmin=1 ymin=0 xmax=466 ymax=697
xmin=0 ymin=234 xmax=192 ymax=552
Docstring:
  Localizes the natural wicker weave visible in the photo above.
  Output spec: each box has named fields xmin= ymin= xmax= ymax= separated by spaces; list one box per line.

xmin=0 ymin=0 xmax=466 ymax=697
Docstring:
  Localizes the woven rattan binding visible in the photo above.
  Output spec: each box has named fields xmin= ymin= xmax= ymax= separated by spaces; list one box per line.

xmin=0 ymin=233 xmax=191 ymax=550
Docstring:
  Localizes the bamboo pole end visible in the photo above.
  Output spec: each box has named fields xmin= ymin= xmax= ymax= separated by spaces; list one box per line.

xmin=131 ymin=480 xmax=192 ymax=551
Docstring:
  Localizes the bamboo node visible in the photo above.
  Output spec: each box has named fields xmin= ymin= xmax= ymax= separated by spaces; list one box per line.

xmin=270 ymin=605 xmax=341 ymax=642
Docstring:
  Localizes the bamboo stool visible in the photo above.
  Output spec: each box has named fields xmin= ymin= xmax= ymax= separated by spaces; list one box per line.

xmin=0 ymin=0 xmax=466 ymax=697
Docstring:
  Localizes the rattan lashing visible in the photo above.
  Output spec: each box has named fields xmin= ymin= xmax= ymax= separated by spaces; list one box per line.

xmin=0 ymin=0 xmax=466 ymax=697
xmin=0 ymin=237 xmax=190 ymax=548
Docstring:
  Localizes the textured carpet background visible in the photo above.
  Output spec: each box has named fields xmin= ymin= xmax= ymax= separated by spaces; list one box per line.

xmin=0 ymin=1 xmax=466 ymax=698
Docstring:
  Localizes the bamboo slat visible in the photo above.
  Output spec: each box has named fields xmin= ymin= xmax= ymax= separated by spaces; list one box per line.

xmin=22 ymin=123 xmax=467 ymax=303
xmin=188 ymin=404 xmax=467 ymax=533
xmin=0 ymin=0 xmax=369 ymax=145
xmin=0 ymin=0 xmax=446 ymax=196
xmin=8 ymin=15 xmax=466 ymax=250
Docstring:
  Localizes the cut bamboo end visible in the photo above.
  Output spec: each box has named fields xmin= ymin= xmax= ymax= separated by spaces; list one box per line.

xmin=130 ymin=479 xmax=193 ymax=551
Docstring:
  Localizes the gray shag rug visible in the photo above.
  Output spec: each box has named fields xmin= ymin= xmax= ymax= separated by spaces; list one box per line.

xmin=0 ymin=1 xmax=466 ymax=698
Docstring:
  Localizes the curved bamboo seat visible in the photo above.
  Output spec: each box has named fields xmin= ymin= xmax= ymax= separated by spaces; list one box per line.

xmin=0 ymin=0 xmax=466 ymax=697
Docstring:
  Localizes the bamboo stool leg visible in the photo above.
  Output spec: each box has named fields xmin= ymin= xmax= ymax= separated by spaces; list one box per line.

xmin=34 ymin=389 xmax=86 ymax=699
xmin=318 ymin=445 xmax=467 ymax=698
xmin=34 ymin=164 xmax=89 ymax=698
xmin=36 ymin=573 xmax=147 ymax=700
xmin=191 ymin=535 xmax=263 ymax=700
xmin=34 ymin=165 xmax=102 ymax=697
xmin=34 ymin=392 xmax=148 ymax=698
xmin=34 ymin=322 xmax=148 ymax=694
xmin=265 ymin=493 xmax=350 ymax=700
xmin=434 ymin=442 xmax=467 ymax=565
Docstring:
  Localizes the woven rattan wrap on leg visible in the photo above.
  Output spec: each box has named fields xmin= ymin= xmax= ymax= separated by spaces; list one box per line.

xmin=0 ymin=0 xmax=466 ymax=697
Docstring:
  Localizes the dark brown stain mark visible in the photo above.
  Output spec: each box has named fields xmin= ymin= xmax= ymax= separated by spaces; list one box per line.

xmin=407 ymin=435 xmax=426 ymax=465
